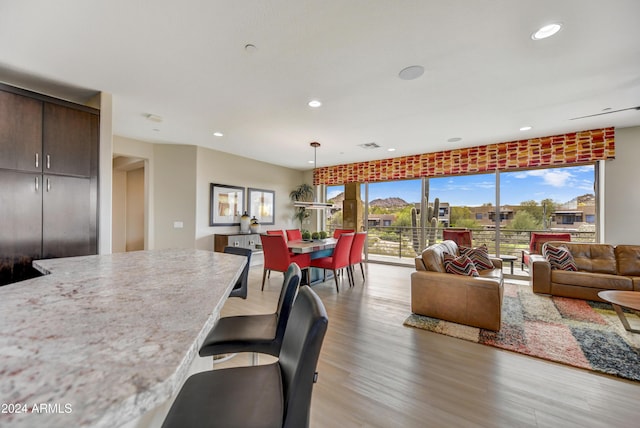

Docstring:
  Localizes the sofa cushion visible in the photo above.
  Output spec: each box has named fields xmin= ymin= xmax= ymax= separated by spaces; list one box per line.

xmin=459 ymin=245 xmax=494 ymax=270
xmin=553 ymin=242 xmax=616 ymax=274
xmin=615 ymin=245 xmax=640 ymax=276
xmin=543 ymin=243 xmax=578 ymax=271
xmin=551 ymin=270 xmax=633 ymax=291
xmin=443 ymin=253 xmax=479 ymax=277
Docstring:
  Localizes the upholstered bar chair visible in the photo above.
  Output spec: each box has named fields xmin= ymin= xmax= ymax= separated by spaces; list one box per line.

xmin=164 ymin=286 xmax=329 ymax=428
xmin=261 ymin=234 xmax=310 ymax=290
xmin=199 ymin=263 xmax=302 ymax=360
xmin=310 ymin=232 xmax=355 ymax=292
xmin=223 ymin=246 xmax=252 ymax=299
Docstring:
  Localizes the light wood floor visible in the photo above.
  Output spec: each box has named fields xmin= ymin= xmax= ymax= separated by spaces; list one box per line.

xmin=216 ymin=263 xmax=640 ymax=428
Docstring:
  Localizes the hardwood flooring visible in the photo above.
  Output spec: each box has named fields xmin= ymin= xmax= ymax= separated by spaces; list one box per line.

xmin=216 ymin=263 xmax=640 ymax=428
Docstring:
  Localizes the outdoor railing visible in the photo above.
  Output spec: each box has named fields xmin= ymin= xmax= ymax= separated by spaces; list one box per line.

xmin=330 ymin=226 xmax=596 ymax=274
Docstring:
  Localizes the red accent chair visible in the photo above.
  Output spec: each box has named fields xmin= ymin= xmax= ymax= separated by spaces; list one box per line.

xmin=348 ymin=232 xmax=367 ymax=283
xmin=310 ymin=233 xmax=355 ymax=292
xmin=286 ymin=229 xmax=302 ymax=241
xmin=521 ymin=232 xmax=572 ymax=269
xmin=442 ymin=229 xmax=473 ymax=248
xmin=333 ymin=228 xmax=355 ymax=238
xmin=260 ymin=234 xmax=310 ymax=291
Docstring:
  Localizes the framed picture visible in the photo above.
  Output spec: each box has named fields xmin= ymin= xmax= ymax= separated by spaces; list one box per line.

xmin=210 ymin=183 xmax=245 ymax=226
xmin=248 ymin=188 xmax=275 ymax=225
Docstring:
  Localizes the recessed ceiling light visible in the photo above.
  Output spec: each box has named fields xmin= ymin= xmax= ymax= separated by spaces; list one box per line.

xmin=398 ymin=65 xmax=425 ymax=80
xmin=531 ymin=23 xmax=562 ymax=40
xmin=308 ymin=100 xmax=322 ymax=108
xmin=144 ymin=113 xmax=163 ymax=123
xmin=387 ymin=148 xmax=396 ymax=152
xmin=244 ymin=44 xmax=257 ymax=53
xmin=308 ymin=160 xmax=315 ymax=164
xmin=447 ymin=137 xmax=462 ymax=143
xmin=520 ymin=126 xmax=532 ymax=131
xmin=213 ymin=132 xmax=224 ymax=137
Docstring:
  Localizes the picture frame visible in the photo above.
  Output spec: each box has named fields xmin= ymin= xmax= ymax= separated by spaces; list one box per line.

xmin=210 ymin=183 xmax=245 ymax=226
xmin=248 ymin=188 xmax=275 ymax=225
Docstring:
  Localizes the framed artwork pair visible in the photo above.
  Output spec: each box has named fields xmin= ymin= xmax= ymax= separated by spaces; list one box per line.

xmin=210 ymin=183 xmax=275 ymax=226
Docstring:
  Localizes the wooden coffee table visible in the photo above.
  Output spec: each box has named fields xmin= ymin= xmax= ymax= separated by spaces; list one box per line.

xmin=598 ymin=290 xmax=640 ymax=333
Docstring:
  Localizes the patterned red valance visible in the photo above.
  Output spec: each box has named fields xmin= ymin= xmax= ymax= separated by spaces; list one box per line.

xmin=314 ymin=128 xmax=615 ymax=185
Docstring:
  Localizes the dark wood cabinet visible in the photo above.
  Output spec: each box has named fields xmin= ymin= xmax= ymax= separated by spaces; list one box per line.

xmin=0 ymin=84 xmax=99 ymax=286
xmin=0 ymin=170 xmax=44 ymax=285
xmin=42 ymin=175 xmax=95 ymax=259
xmin=0 ymin=90 xmax=43 ymax=172
xmin=43 ymin=103 xmax=98 ymax=177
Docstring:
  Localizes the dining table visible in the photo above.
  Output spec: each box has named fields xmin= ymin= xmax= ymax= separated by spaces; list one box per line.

xmin=286 ymin=238 xmax=337 ymax=284
xmin=0 ymin=249 xmax=245 ymax=428
xmin=286 ymin=237 xmax=337 ymax=254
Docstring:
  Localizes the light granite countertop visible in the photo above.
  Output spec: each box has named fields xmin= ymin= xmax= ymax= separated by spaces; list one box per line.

xmin=0 ymin=249 xmax=245 ymax=428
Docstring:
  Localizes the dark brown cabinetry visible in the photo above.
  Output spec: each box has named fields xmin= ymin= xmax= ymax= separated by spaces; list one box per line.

xmin=0 ymin=84 xmax=99 ymax=286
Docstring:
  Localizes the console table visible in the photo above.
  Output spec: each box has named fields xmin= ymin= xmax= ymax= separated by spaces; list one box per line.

xmin=0 ymin=249 xmax=245 ymax=428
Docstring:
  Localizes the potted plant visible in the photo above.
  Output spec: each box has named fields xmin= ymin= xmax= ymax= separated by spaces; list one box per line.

xmin=289 ymin=183 xmax=314 ymax=229
xmin=311 ymin=231 xmax=320 ymax=240
xmin=301 ymin=229 xmax=311 ymax=240
xmin=319 ymin=230 xmax=328 ymax=239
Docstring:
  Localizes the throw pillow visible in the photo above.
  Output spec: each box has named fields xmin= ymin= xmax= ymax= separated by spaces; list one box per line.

xmin=459 ymin=245 xmax=494 ymax=270
xmin=443 ymin=253 xmax=479 ymax=277
xmin=543 ymin=243 xmax=578 ymax=271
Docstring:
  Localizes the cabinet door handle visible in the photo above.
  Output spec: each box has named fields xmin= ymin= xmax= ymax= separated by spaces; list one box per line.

xmin=35 ymin=176 xmax=39 ymax=191
xmin=46 ymin=154 xmax=51 ymax=169
xmin=35 ymin=153 xmax=39 ymax=168
xmin=46 ymin=178 xmax=51 ymax=192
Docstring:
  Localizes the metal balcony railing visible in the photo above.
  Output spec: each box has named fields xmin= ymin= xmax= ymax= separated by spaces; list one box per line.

xmin=330 ymin=226 xmax=596 ymax=276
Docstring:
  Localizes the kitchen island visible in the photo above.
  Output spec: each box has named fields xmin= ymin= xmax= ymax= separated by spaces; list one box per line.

xmin=0 ymin=249 xmax=245 ymax=428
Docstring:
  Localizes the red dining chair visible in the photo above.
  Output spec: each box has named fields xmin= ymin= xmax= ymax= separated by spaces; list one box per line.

xmin=348 ymin=232 xmax=367 ymax=283
xmin=310 ymin=232 xmax=355 ymax=292
xmin=266 ymin=229 xmax=286 ymax=239
xmin=333 ymin=228 xmax=355 ymax=238
xmin=260 ymin=234 xmax=310 ymax=291
xmin=286 ymin=229 xmax=302 ymax=241
xmin=442 ymin=228 xmax=473 ymax=248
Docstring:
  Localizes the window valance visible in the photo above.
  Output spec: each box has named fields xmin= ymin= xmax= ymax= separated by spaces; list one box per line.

xmin=314 ymin=128 xmax=614 ymax=185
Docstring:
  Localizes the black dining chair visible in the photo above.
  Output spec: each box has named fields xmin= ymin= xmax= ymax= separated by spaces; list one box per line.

xmin=224 ymin=246 xmax=252 ymax=299
xmin=162 ymin=285 xmax=329 ymax=428
xmin=199 ymin=262 xmax=302 ymax=358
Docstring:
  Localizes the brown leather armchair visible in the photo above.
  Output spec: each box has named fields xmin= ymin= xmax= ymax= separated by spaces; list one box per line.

xmin=412 ymin=240 xmax=504 ymax=331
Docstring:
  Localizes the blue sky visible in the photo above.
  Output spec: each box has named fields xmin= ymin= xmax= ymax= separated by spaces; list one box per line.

xmin=327 ymin=165 xmax=595 ymax=206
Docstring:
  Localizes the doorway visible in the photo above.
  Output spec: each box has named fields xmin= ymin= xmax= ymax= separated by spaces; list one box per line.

xmin=112 ymin=156 xmax=146 ymax=252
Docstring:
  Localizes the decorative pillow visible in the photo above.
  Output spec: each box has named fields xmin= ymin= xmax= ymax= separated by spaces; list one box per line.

xmin=543 ymin=243 xmax=578 ymax=271
xmin=443 ymin=253 xmax=479 ymax=277
xmin=459 ymin=245 xmax=494 ymax=270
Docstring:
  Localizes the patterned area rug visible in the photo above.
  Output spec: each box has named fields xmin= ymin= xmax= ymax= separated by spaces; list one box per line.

xmin=404 ymin=282 xmax=640 ymax=381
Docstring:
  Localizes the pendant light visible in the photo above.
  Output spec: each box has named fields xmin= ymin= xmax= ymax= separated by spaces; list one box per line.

xmin=293 ymin=142 xmax=334 ymax=209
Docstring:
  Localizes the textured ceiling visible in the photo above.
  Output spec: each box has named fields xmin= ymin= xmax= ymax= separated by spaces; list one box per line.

xmin=1 ymin=0 xmax=639 ymax=170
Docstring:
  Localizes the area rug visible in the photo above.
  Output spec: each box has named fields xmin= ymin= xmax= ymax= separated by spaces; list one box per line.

xmin=404 ymin=282 xmax=640 ymax=382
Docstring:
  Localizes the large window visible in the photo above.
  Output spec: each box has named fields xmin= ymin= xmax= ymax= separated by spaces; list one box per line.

xmin=325 ymin=163 xmax=597 ymax=274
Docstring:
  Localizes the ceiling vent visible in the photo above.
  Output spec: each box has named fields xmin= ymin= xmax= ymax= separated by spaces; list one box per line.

xmin=358 ymin=142 xmax=381 ymax=149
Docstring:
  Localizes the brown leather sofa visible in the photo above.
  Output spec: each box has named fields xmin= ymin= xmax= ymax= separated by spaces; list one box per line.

xmin=411 ymin=240 xmax=504 ymax=331
xmin=530 ymin=242 xmax=640 ymax=301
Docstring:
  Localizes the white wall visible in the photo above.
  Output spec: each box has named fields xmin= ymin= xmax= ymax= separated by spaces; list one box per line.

xmin=195 ymin=146 xmax=305 ymax=251
xmin=153 ymin=144 xmax=198 ymax=249
xmin=604 ymin=126 xmax=640 ymax=244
